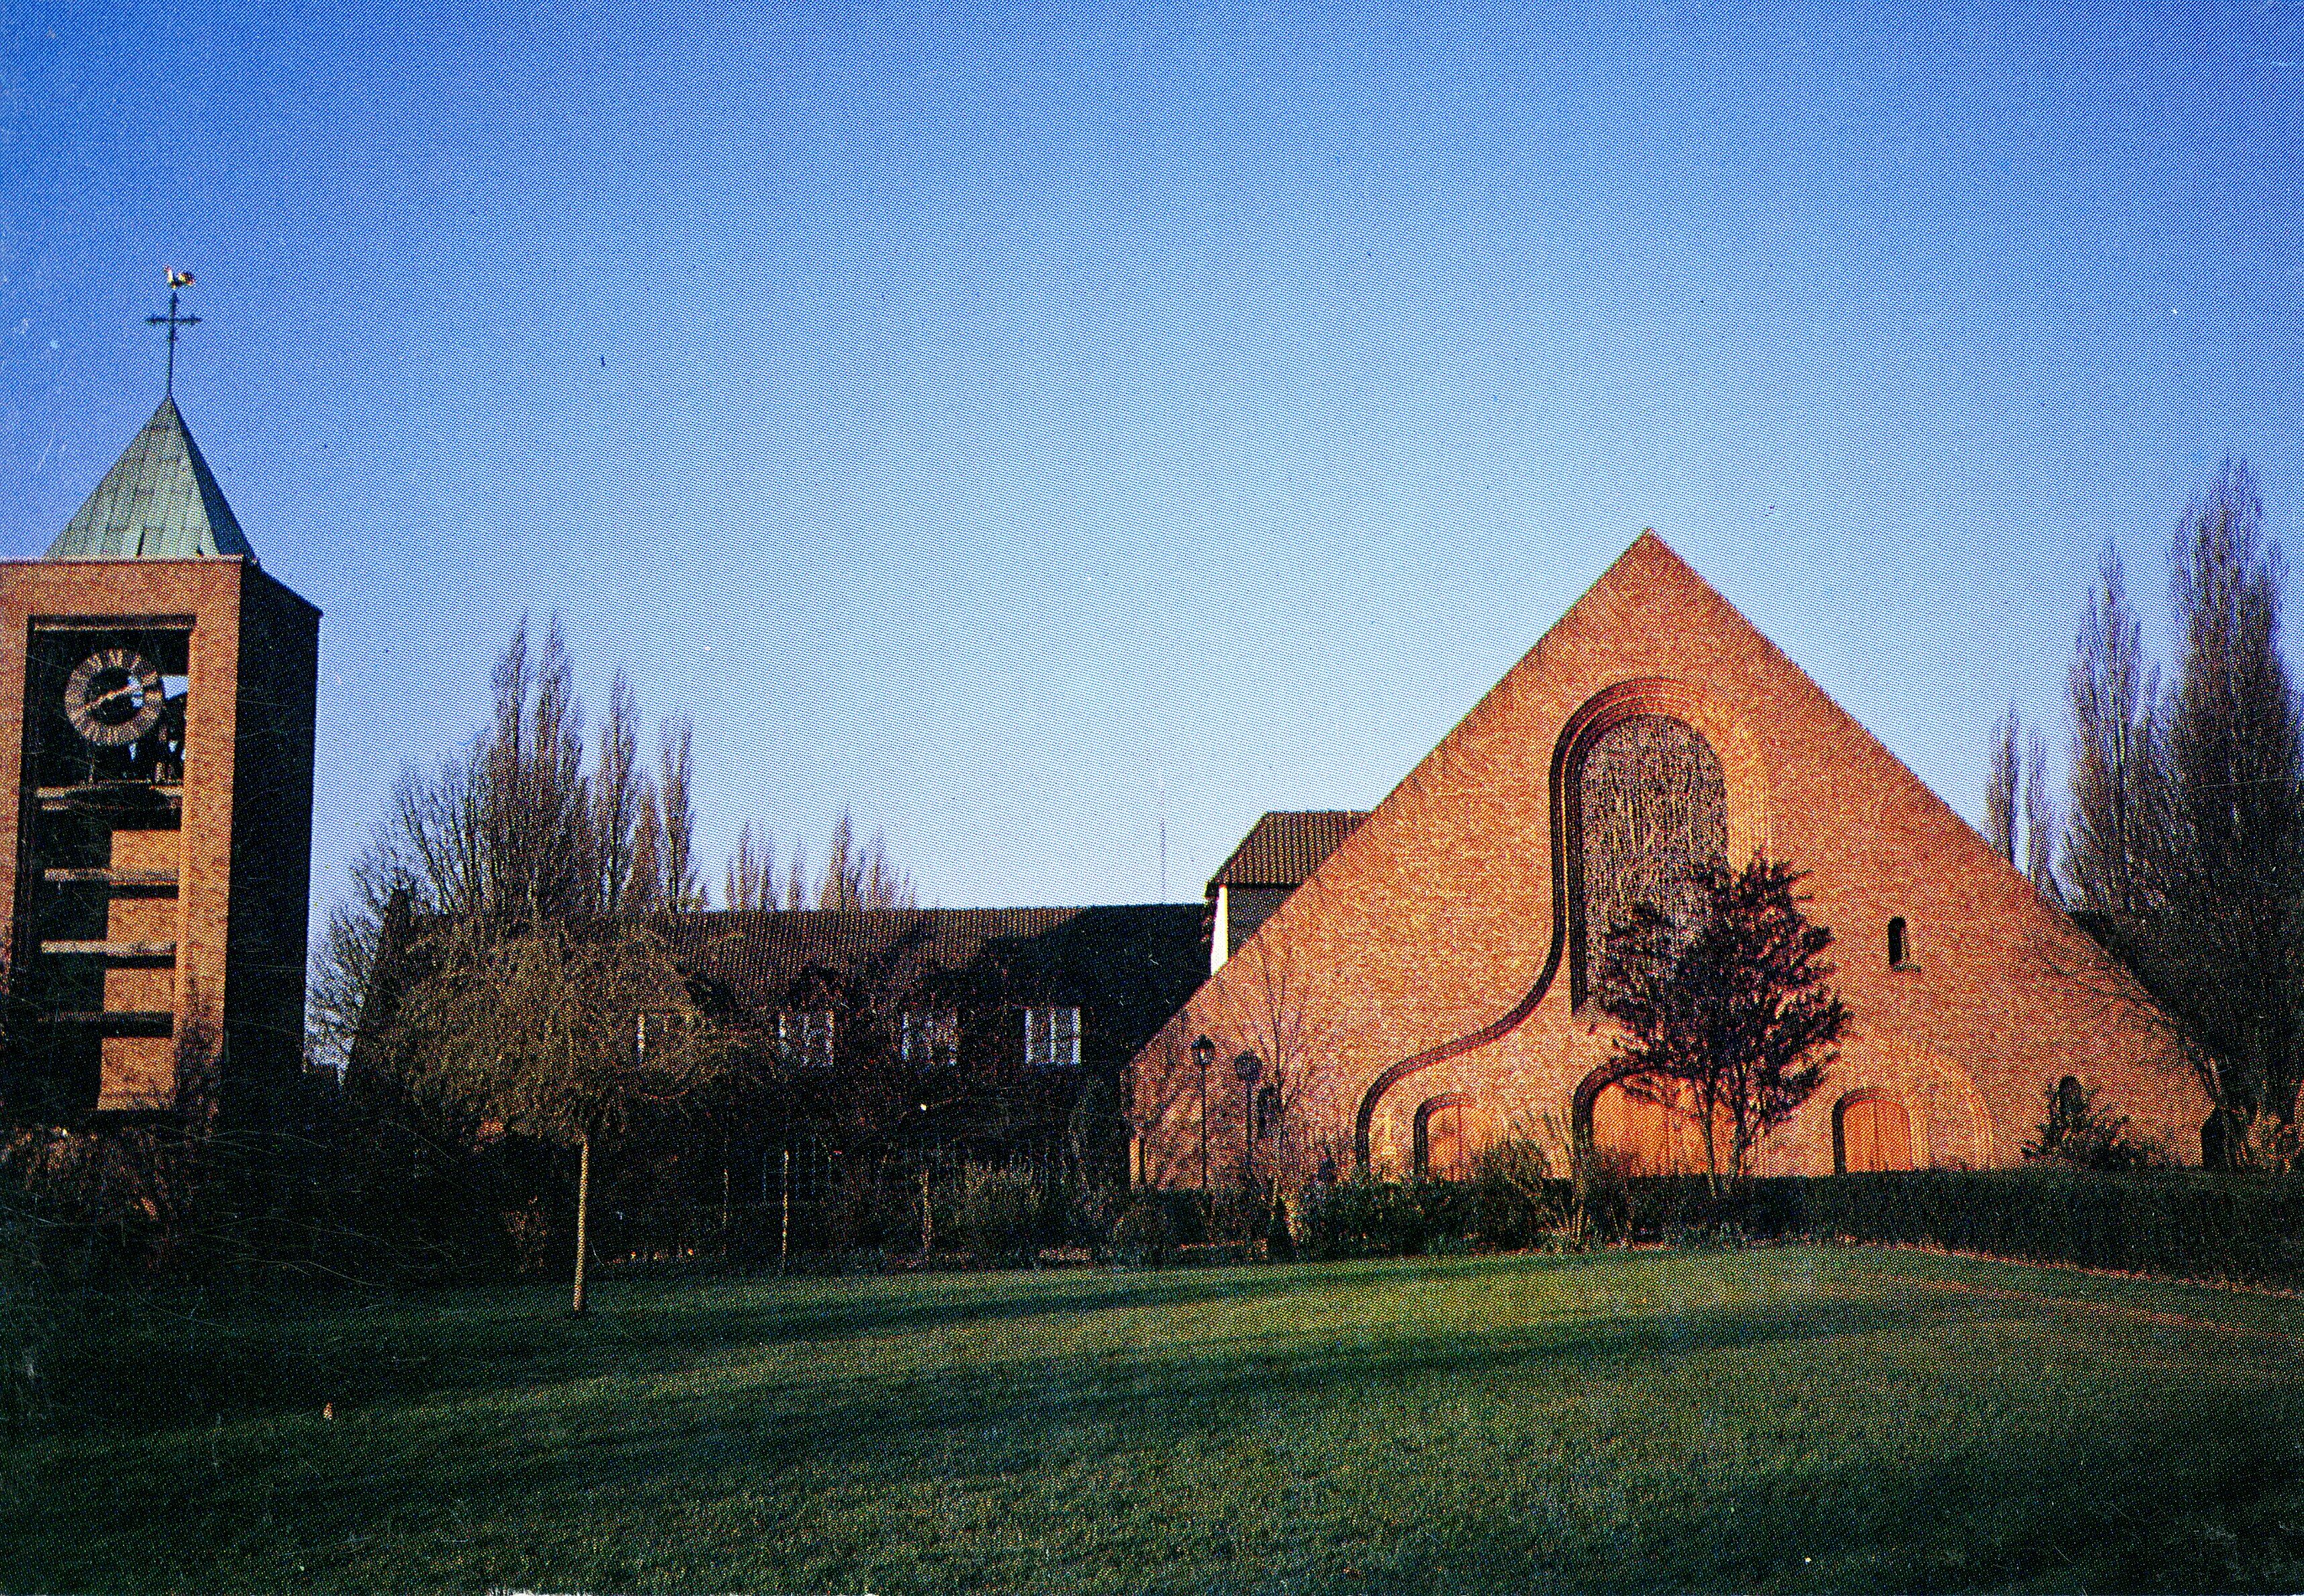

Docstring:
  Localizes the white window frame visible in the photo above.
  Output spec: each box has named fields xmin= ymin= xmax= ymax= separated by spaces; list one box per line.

xmin=777 ymin=1008 xmax=835 ymax=1068
xmin=900 ymin=1008 xmax=959 ymax=1066
xmin=1023 ymin=1005 xmax=1081 ymax=1069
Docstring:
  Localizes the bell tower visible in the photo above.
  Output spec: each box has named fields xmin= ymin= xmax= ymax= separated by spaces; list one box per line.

xmin=0 ymin=339 xmax=318 ymax=1120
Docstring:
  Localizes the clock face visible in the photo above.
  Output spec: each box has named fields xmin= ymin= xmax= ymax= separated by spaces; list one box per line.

xmin=63 ymin=648 xmax=166 ymax=748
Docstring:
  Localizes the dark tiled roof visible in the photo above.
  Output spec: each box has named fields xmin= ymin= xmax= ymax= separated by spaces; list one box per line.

xmin=650 ymin=905 xmax=1203 ymax=1049
xmin=1207 ymin=811 xmax=1368 ymax=891
xmin=48 ymin=397 xmax=255 ymax=561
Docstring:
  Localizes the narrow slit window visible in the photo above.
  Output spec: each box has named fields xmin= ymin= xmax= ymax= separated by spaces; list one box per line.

xmin=1887 ymin=916 xmax=1908 ymax=968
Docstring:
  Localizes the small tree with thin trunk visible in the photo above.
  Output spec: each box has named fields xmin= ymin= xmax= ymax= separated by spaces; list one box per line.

xmin=393 ymin=918 xmax=728 ymax=1313
xmin=1596 ymin=855 xmax=1848 ymax=1195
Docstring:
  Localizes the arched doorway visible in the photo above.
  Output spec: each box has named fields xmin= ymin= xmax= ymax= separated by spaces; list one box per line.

xmin=1579 ymin=1073 xmax=1718 ymax=1176
xmin=1835 ymin=1092 xmax=1914 ymax=1172
xmin=1415 ymin=1095 xmax=1483 ymax=1180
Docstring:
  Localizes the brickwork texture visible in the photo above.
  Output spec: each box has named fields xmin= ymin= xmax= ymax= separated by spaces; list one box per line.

xmin=1133 ymin=533 xmax=2205 ymax=1184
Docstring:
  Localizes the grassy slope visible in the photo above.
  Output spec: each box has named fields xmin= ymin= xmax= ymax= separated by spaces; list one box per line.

xmin=8 ymin=1247 xmax=2304 ymax=1593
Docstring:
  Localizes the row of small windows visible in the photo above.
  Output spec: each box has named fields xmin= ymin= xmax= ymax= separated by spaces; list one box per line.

xmin=775 ymin=1006 xmax=1082 ymax=1069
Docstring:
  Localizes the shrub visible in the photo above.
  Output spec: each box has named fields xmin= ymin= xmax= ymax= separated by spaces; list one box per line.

xmin=1789 ymin=1169 xmax=2304 ymax=1288
xmin=1058 ymin=1180 xmax=1121 ymax=1253
xmin=955 ymin=1167 xmax=1039 ymax=1266
xmin=2024 ymin=1078 xmax=2170 ymax=1171
xmin=1111 ymin=1198 xmax=1172 ymax=1266
xmin=1300 ymin=1177 xmax=1428 ymax=1259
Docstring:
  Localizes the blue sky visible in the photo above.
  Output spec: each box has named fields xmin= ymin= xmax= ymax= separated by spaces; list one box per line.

xmin=3 ymin=0 xmax=2301 ymax=918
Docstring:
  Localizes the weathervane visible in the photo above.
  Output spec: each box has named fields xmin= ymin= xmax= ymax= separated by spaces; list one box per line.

xmin=146 ymin=268 xmax=200 ymax=398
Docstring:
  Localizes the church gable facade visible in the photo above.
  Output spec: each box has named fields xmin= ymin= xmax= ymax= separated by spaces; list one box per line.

xmin=1132 ymin=533 xmax=2204 ymax=1185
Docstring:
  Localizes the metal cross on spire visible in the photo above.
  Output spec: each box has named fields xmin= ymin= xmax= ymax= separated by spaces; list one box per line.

xmin=146 ymin=269 xmax=200 ymax=397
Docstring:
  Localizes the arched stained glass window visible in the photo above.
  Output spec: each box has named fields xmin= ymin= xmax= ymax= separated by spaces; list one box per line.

xmin=1572 ymin=713 xmax=1727 ymax=1005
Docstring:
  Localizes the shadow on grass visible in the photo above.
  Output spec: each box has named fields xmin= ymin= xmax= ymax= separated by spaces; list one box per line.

xmin=19 ymin=1251 xmax=2304 ymax=1592
xmin=177 ymin=1286 xmax=1916 ymax=1514
xmin=1408 ymin=1380 xmax=2304 ymax=1595
xmin=43 ymin=1255 xmax=1431 ymax=1437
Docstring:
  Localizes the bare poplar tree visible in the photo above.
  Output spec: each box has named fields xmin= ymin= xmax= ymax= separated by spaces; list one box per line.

xmin=2151 ymin=459 xmax=2304 ymax=1150
xmin=626 ymin=781 xmax=666 ymax=912
xmin=316 ymin=620 xmax=675 ymax=1067
xmin=853 ymin=828 xmax=916 ymax=910
xmin=2062 ymin=545 xmax=2160 ymax=922
xmin=818 ymin=812 xmax=857 ymax=912
xmin=1985 ymin=705 xmax=2020 ymax=862
xmin=478 ymin=615 xmax=593 ymax=924
xmin=812 ymin=809 xmax=917 ymax=911
xmin=654 ymin=718 xmax=704 ymax=911
xmin=724 ymin=823 xmax=777 ymax=911
xmin=2023 ymin=727 xmax=2059 ymax=900
xmin=593 ymin=670 xmax=644 ymax=913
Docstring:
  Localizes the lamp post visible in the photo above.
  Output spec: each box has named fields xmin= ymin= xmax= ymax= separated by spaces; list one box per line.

xmin=1235 ymin=1050 xmax=1263 ymax=1191
xmin=1193 ymin=1034 xmax=1214 ymax=1190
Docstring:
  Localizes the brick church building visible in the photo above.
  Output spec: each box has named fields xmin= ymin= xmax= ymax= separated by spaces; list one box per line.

xmin=1132 ymin=533 xmax=2207 ymax=1185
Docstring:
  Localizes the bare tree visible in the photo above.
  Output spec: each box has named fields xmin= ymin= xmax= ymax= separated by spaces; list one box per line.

xmin=478 ymin=615 xmax=592 ymax=925
xmin=315 ymin=621 xmax=675 ymax=1069
xmin=813 ymin=809 xmax=916 ymax=911
xmin=779 ymin=840 xmax=808 ymax=910
xmin=593 ymin=670 xmax=644 ymax=914
xmin=1986 ymin=705 xmax=2020 ymax=862
xmin=2023 ymin=727 xmax=2059 ymax=900
xmin=724 ymin=823 xmax=777 ymax=912
xmin=1211 ymin=926 xmax=1353 ymax=1191
xmin=390 ymin=918 xmax=729 ymax=1313
xmin=2062 ymin=543 xmax=2160 ymax=922
xmin=2151 ymin=459 xmax=2304 ymax=1152
xmin=654 ymin=718 xmax=705 ymax=912
xmin=627 ymin=781 xmax=666 ymax=912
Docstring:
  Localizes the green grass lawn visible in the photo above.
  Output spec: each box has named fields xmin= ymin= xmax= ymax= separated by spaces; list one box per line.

xmin=10 ymin=1245 xmax=2304 ymax=1593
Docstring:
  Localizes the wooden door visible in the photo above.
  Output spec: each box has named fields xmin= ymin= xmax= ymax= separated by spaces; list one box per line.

xmin=1425 ymin=1102 xmax=1464 ymax=1180
xmin=1592 ymin=1082 xmax=1677 ymax=1175
xmin=1841 ymin=1096 xmax=1914 ymax=1172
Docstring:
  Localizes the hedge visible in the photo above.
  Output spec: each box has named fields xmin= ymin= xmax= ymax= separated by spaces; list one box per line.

xmin=1282 ymin=1169 xmax=2304 ymax=1291
xmin=1789 ymin=1169 xmax=2304 ymax=1289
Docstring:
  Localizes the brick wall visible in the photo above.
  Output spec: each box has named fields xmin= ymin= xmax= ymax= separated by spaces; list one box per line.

xmin=0 ymin=557 xmax=318 ymax=1119
xmin=1134 ymin=533 xmax=2205 ymax=1185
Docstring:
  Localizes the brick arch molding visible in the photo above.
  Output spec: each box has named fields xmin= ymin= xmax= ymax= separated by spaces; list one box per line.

xmin=1353 ymin=676 xmax=1760 ymax=1169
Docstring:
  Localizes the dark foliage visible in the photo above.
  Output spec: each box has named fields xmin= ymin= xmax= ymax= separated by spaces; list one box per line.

xmin=2063 ymin=465 xmax=2304 ymax=1160
xmin=1594 ymin=854 xmax=1849 ymax=1192
xmin=2024 ymin=1077 xmax=2170 ymax=1171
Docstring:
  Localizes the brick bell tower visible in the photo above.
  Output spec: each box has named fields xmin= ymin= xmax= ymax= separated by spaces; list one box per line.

xmin=0 ymin=296 xmax=318 ymax=1120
